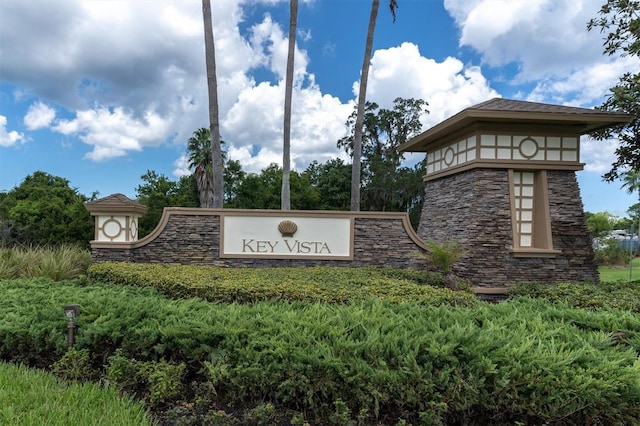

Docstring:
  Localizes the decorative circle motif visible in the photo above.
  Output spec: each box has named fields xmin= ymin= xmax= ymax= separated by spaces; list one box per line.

xmin=518 ymin=137 xmax=539 ymax=159
xmin=130 ymin=220 xmax=138 ymax=239
xmin=278 ymin=220 xmax=298 ymax=237
xmin=443 ymin=147 xmax=455 ymax=166
xmin=102 ymin=218 xmax=123 ymax=239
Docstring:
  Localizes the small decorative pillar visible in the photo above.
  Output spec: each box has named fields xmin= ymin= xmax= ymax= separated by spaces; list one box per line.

xmin=84 ymin=193 xmax=147 ymax=244
xmin=399 ymin=98 xmax=633 ymax=294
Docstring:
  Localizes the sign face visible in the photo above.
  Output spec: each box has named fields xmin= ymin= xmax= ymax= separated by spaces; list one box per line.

xmin=221 ymin=215 xmax=353 ymax=259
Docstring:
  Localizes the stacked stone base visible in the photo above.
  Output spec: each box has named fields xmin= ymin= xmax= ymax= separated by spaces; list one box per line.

xmin=418 ymin=169 xmax=599 ymax=290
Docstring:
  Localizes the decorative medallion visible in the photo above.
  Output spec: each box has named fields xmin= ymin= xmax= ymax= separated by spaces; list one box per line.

xmin=277 ymin=220 xmax=298 ymax=237
xmin=444 ymin=147 xmax=455 ymax=166
xmin=102 ymin=218 xmax=123 ymax=239
xmin=130 ymin=219 xmax=138 ymax=240
xmin=518 ymin=137 xmax=539 ymax=159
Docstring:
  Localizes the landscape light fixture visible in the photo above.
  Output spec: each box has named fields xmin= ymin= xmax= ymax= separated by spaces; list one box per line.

xmin=64 ymin=304 xmax=80 ymax=348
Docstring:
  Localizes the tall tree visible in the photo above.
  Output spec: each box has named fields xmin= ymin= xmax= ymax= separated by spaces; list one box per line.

xmin=585 ymin=211 xmax=616 ymax=238
xmin=282 ymin=0 xmax=298 ymax=210
xmin=305 ymin=159 xmax=352 ymax=210
xmin=350 ymin=0 xmax=398 ymax=211
xmin=621 ymin=169 xmax=640 ymax=253
xmin=339 ymin=97 xmax=427 ymax=225
xmin=202 ymin=0 xmax=224 ymax=208
xmin=0 ymin=171 xmax=93 ymax=247
xmin=136 ymin=171 xmax=199 ymax=237
xmin=186 ymin=128 xmax=225 ymax=208
xmin=234 ymin=164 xmax=319 ymax=210
xmin=136 ymin=170 xmax=179 ymax=237
xmin=223 ymin=159 xmax=246 ymax=207
xmin=587 ymin=0 xmax=640 ymax=181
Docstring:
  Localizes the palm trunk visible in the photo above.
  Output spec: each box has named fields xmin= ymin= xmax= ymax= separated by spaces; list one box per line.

xmin=202 ymin=0 xmax=223 ymax=208
xmin=351 ymin=0 xmax=380 ymax=211
xmin=282 ymin=0 xmax=298 ymax=210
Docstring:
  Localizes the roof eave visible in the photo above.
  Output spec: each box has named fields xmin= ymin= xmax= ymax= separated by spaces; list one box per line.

xmin=399 ymin=110 xmax=634 ymax=153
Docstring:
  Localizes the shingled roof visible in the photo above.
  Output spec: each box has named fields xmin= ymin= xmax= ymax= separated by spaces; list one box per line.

xmin=84 ymin=193 xmax=147 ymax=214
xmin=399 ymin=98 xmax=633 ymax=153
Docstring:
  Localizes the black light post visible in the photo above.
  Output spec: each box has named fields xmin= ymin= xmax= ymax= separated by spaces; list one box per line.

xmin=64 ymin=305 xmax=80 ymax=348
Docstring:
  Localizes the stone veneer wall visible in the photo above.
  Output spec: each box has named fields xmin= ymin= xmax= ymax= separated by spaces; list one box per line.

xmin=418 ymin=168 xmax=598 ymax=288
xmin=91 ymin=211 xmax=427 ymax=270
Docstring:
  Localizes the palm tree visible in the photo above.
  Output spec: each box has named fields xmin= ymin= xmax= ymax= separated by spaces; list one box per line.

xmin=621 ymin=169 xmax=640 ymax=254
xmin=187 ymin=128 xmax=225 ymax=208
xmin=282 ymin=0 xmax=298 ymax=210
xmin=351 ymin=0 xmax=398 ymax=211
xmin=202 ymin=0 xmax=224 ymax=208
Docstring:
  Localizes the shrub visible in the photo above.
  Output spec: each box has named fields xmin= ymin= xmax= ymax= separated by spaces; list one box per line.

xmin=2 ymin=278 xmax=639 ymax=425
xmin=51 ymin=348 xmax=96 ymax=383
xmin=594 ymin=238 xmax=629 ymax=266
xmin=87 ymin=262 xmax=478 ymax=307
xmin=509 ymin=280 xmax=640 ymax=313
xmin=105 ymin=351 xmax=185 ymax=406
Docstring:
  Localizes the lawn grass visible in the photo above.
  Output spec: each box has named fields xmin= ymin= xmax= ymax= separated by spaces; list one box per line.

xmin=599 ymin=257 xmax=640 ymax=282
xmin=0 ymin=362 xmax=154 ymax=426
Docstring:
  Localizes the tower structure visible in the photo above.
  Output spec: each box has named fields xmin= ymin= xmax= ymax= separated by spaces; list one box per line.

xmin=399 ymin=98 xmax=632 ymax=294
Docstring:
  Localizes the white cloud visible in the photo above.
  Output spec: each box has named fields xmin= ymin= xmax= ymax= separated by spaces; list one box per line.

xmin=172 ymin=154 xmax=191 ymax=178
xmin=0 ymin=0 xmax=500 ymax=174
xmin=52 ymin=107 xmax=173 ymax=161
xmin=443 ymin=0 xmax=633 ymax=185
xmin=526 ymin=55 xmax=640 ymax=106
xmin=227 ymin=145 xmax=282 ymax=173
xmin=445 ymin=0 xmax=606 ymax=82
xmin=222 ymin=77 xmax=352 ymax=173
xmin=362 ymin=42 xmax=499 ymax=127
xmin=0 ymin=115 xmax=26 ymax=147
xmin=457 ymin=0 xmax=543 ymax=53
xmin=24 ymin=102 xmax=56 ymax=130
xmin=580 ymin=135 xmax=619 ymax=174
xmin=4 ymin=0 xmax=597 ymax=181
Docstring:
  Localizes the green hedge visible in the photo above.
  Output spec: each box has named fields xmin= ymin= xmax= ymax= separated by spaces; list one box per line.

xmin=509 ymin=280 xmax=640 ymax=312
xmin=1 ymin=278 xmax=639 ymax=425
xmin=87 ymin=262 xmax=477 ymax=307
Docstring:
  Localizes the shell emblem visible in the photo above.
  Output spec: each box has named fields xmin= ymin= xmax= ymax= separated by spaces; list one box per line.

xmin=278 ymin=220 xmax=298 ymax=237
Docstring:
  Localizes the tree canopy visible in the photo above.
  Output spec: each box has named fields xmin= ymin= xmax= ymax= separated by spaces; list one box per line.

xmin=587 ymin=0 xmax=640 ymax=181
xmin=0 ymin=171 xmax=94 ymax=247
xmin=338 ymin=97 xmax=428 ymax=222
xmin=135 ymin=170 xmax=199 ymax=237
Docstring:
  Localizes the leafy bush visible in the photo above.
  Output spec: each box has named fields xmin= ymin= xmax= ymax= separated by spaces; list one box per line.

xmin=1 ymin=278 xmax=639 ymax=425
xmin=509 ymin=280 xmax=640 ymax=313
xmin=87 ymin=262 xmax=478 ymax=307
xmin=51 ymin=348 xmax=96 ymax=383
xmin=594 ymin=238 xmax=629 ymax=266
xmin=105 ymin=351 xmax=185 ymax=406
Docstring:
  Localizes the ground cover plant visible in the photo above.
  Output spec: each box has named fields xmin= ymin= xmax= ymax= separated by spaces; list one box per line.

xmin=87 ymin=261 xmax=477 ymax=306
xmin=1 ymin=277 xmax=639 ymax=425
xmin=0 ymin=361 xmax=154 ymax=425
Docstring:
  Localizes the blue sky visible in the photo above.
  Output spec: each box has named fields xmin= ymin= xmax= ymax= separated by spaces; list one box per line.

xmin=0 ymin=0 xmax=638 ymax=217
